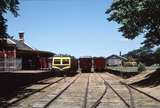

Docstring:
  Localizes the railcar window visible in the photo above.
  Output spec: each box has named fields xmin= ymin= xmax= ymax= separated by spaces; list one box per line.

xmin=62 ymin=59 xmax=69 ymax=64
xmin=54 ymin=59 xmax=61 ymax=64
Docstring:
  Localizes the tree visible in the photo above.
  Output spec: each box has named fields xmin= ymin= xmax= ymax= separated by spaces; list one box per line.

xmin=0 ymin=0 xmax=19 ymax=38
xmin=106 ymin=0 xmax=160 ymax=48
xmin=123 ymin=47 xmax=154 ymax=66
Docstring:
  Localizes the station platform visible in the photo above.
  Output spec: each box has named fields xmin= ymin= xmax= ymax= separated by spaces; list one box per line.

xmin=0 ymin=70 xmax=54 ymax=101
xmin=0 ymin=69 xmax=51 ymax=73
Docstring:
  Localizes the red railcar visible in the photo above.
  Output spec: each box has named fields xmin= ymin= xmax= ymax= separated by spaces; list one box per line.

xmin=79 ymin=57 xmax=92 ymax=72
xmin=93 ymin=57 xmax=105 ymax=72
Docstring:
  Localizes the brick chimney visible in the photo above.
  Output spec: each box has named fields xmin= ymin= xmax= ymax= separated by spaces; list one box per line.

xmin=119 ymin=51 xmax=122 ymax=56
xmin=19 ymin=32 xmax=24 ymax=43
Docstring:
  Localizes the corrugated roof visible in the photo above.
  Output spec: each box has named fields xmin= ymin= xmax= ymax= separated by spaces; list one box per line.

xmin=11 ymin=39 xmax=33 ymax=51
xmin=106 ymin=54 xmax=128 ymax=60
xmin=10 ymin=38 xmax=55 ymax=56
xmin=7 ymin=39 xmax=16 ymax=45
xmin=79 ymin=56 xmax=92 ymax=58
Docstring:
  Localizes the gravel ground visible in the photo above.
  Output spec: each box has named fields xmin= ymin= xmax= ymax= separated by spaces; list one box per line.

xmin=4 ymin=72 xmax=160 ymax=108
xmin=123 ymin=70 xmax=160 ymax=100
xmin=46 ymin=74 xmax=88 ymax=108
xmin=102 ymin=72 xmax=160 ymax=108
xmin=8 ymin=77 xmax=71 ymax=108
xmin=86 ymin=73 xmax=105 ymax=108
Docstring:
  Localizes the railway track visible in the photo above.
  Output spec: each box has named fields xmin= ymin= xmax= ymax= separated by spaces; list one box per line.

xmin=3 ymin=72 xmax=160 ymax=108
xmin=32 ymin=73 xmax=83 ymax=108
xmin=99 ymin=74 xmax=130 ymax=108
xmin=82 ymin=74 xmax=90 ymax=108
xmin=105 ymin=72 xmax=160 ymax=103
xmin=90 ymin=87 xmax=107 ymax=108
xmin=87 ymin=73 xmax=129 ymax=108
xmin=90 ymin=73 xmax=107 ymax=108
xmin=3 ymin=76 xmax=66 ymax=108
xmin=120 ymin=81 xmax=160 ymax=108
xmin=94 ymin=72 xmax=160 ymax=108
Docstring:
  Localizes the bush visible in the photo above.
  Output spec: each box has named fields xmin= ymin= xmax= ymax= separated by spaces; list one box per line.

xmin=138 ymin=62 xmax=146 ymax=72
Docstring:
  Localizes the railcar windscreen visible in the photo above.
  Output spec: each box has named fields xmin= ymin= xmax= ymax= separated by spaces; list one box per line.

xmin=62 ymin=59 xmax=69 ymax=64
xmin=54 ymin=59 xmax=61 ymax=64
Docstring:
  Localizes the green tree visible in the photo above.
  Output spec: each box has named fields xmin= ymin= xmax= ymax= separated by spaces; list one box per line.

xmin=106 ymin=0 xmax=160 ymax=47
xmin=138 ymin=62 xmax=146 ymax=72
xmin=123 ymin=47 xmax=154 ymax=66
xmin=0 ymin=0 xmax=19 ymax=38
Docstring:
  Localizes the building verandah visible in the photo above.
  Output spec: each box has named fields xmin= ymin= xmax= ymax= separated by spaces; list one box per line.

xmin=0 ymin=38 xmax=17 ymax=72
xmin=0 ymin=33 xmax=54 ymax=72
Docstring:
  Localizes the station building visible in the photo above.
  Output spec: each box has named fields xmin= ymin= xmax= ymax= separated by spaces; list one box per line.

xmin=106 ymin=54 xmax=128 ymax=66
xmin=0 ymin=33 xmax=55 ymax=71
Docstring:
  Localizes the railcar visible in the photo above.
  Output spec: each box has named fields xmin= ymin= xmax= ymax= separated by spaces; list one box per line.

xmin=93 ymin=57 xmax=105 ymax=72
xmin=79 ymin=56 xmax=92 ymax=72
xmin=52 ymin=56 xmax=78 ymax=75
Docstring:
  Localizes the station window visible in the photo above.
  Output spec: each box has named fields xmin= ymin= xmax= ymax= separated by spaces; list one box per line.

xmin=62 ymin=59 xmax=69 ymax=64
xmin=54 ymin=59 xmax=61 ymax=64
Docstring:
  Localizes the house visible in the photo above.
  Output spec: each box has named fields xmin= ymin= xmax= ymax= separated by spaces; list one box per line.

xmin=0 ymin=32 xmax=55 ymax=71
xmin=106 ymin=54 xmax=127 ymax=66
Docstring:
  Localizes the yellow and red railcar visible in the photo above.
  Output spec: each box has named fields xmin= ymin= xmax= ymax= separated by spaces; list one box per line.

xmin=52 ymin=56 xmax=78 ymax=75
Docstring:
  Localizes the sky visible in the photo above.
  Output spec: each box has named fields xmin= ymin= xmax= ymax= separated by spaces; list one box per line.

xmin=5 ymin=0 xmax=144 ymax=58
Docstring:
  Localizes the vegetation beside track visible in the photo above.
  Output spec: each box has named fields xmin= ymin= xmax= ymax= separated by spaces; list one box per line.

xmin=106 ymin=66 xmax=160 ymax=78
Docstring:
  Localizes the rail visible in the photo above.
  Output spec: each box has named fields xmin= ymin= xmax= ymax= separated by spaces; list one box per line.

xmin=98 ymin=74 xmax=130 ymax=108
xmin=2 ymin=77 xmax=65 ymax=108
xmin=120 ymin=81 xmax=160 ymax=103
xmin=42 ymin=74 xmax=81 ymax=108
xmin=91 ymin=82 xmax=107 ymax=108
xmin=82 ymin=74 xmax=90 ymax=108
xmin=104 ymin=72 xmax=160 ymax=107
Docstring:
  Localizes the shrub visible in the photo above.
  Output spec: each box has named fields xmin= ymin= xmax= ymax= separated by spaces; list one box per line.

xmin=138 ymin=62 xmax=146 ymax=72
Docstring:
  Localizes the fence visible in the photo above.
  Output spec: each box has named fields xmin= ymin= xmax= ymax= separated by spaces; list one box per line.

xmin=106 ymin=66 xmax=160 ymax=73
xmin=0 ymin=58 xmax=22 ymax=72
xmin=106 ymin=66 xmax=138 ymax=72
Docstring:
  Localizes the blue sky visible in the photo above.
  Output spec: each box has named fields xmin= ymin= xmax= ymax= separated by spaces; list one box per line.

xmin=5 ymin=0 xmax=143 ymax=58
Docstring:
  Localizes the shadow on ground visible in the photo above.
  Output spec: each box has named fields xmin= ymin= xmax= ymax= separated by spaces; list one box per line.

xmin=0 ymin=71 xmax=78 ymax=107
xmin=0 ymin=71 xmax=55 ymax=102
xmin=131 ymin=68 xmax=160 ymax=87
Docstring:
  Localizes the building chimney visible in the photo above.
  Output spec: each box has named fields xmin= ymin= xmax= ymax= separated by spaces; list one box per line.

xmin=19 ymin=32 xmax=24 ymax=43
xmin=119 ymin=51 xmax=122 ymax=56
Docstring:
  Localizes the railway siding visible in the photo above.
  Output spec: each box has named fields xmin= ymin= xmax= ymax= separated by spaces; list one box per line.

xmin=121 ymin=82 xmax=160 ymax=108
xmin=97 ymin=74 xmax=129 ymax=108
xmin=102 ymin=72 xmax=160 ymax=108
xmin=103 ymin=76 xmax=131 ymax=104
xmin=87 ymin=73 xmax=106 ymax=108
xmin=32 ymin=74 xmax=81 ymax=108
xmin=128 ymin=86 xmax=160 ymax=108
xmin=4 ymin=72 xmax=160 ymax=108
xmin=98 ymin=88 xmax=128 ymax=108
xmin=3 ymin=77 xmax=66 ymax=108
xmin=44 ymin=73 xmax=89 ymax=108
